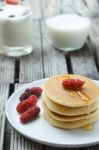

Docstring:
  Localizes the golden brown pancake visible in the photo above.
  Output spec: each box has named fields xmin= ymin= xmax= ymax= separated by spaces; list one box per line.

xmin=43 ymin=93 xmax=98 ymax=116
xmin=43 ymin=75 xmax=99 ymax=107
xmin=42 ymin=100 xmax=97 ymax=122
xmin=44 ymin=109 xmax=99 ymax=129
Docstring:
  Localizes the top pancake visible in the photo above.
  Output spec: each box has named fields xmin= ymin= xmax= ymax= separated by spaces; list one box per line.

xmin=43 ymin=74 xmax=99 ymax=107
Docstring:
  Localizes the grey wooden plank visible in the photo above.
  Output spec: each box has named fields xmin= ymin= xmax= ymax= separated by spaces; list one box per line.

xmin=10 ymin=83 xmax=44 ymax=150
xmin=4 ymin=133 xmax=11 ymax=150
xmin=10 ymin=129 xmax=36 ymax=150
xmin=44 ymin=146 xmax=82 ymax=150
xmin=70 ymin=44 xmax=99 ymax=79
xmin=41 ymin=20 xmax=68 ymax=78
xmin=0 ymin=84 xmax=9 ymax=150
xmin=29 ymin=0 xmax=41 ymax=19
xmin=86 ymin=145 xmax=99 ymax=150
xmin=19 ymin=20 xmax=43 ymax=83
xmin=45 ymin=146 xmax=61 ymax=150
xmin=84 ymin=0 xmax=99 ymax=16
xmin=50 ymin=146 xmax=90 ymax=150
xmin=0 ymin=56 xmax=15 ymax=83
xmin=35 ymin=143 xmax=44 ymax=150
xmin=6 ymin=119 xmax=12 ymax=134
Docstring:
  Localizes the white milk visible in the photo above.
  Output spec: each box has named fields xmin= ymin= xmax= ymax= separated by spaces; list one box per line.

xmin=0 ymin=4 xmax=33 ymax=46
xmin=0 ymin=3 xmax=33 ymax=56
xmin=46 ymin=14 xmax=91 ymax=51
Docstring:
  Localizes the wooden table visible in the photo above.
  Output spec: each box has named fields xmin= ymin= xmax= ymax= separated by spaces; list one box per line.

xmin=0 ymin=0 xmax=99 ymax=150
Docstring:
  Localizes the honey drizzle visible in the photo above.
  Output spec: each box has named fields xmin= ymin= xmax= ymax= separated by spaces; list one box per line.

xmin=69 ymin=91 xmax=76 ymax=97
xmin=68 ymin=90 xmax=91 ymax=102
xmin=76 ymin=91 xmax=91 ymax=102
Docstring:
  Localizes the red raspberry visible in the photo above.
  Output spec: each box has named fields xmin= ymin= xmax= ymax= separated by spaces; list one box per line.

xmin=31 ymin=87 xmax=43 ymax=97
xmin=20 ymin=106 xmax=40 ymax=124
xmin=20 ymin=87 xmax=43 ymax=101
xmin=5 ymin=0 xmax=19 ymax=4
xmin=62 ymin=79 xmax=85 ymax=90
xmin=16 ymin=95 xmax=37 ymax=113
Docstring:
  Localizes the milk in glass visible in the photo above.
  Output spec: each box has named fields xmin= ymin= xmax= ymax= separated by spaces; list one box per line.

xmin=46 ymin=14 xmax=91 ymax=51
xmin=0 ymin=1 xmax=33 ymax=57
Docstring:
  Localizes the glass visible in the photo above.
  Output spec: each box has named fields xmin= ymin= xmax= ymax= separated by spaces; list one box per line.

xmin=44 ymin=0 xmax=91 ymax=52
xmin=0 ymin=0 xmax=33 ymax=57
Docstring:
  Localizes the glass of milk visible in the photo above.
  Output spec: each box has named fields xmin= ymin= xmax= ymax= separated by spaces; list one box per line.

xmin=45 ymin=0 xmax=91 ymax=51
xmin=0 ymin=0 xmax=33 ymax=57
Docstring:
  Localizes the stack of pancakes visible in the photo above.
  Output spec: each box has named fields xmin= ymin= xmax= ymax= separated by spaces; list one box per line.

xmin=42 ymin=75 xmax=99 ymax=129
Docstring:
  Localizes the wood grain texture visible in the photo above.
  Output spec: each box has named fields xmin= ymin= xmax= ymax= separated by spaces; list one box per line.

xmin=41 ymin=20 xmax=68 ymax=78
xmin=10 ymin=129 xmax=36 ymax=150
xmin=86 ymin=145 xmax=99 ymax=150
xmin=0 ymin=56 xmax=15 ymax=83
xmin=19 ymin=20 xmax=43 ymax=83
xmin=70 ymin=44 xmax=99 ymax=79
xmin=0 ymin=84 xmax=9 ymax=150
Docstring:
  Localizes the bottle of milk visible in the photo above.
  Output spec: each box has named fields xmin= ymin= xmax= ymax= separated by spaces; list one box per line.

xmin=0 ymin=0 xmax=33 ymax=57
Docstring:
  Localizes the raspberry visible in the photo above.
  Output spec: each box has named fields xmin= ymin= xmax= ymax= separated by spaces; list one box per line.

xmin=16 ymin=95 xmax=37 ymax=113
xmin=19 ymin=92 xmax=30 ymax=101
xmin=20 ymin=106 xmax=40 ymax=124
xmin=62 ymin=79 xmax=85 ymax=90
xmin=19 ymin=87 xmax=43 ymax=101
xmin=5 ymin=0 xmax=19 ymax=4
xmin=31 ymin=87 xmax=43 ymax=97
xmin=25 ymin=88 xmax=32 ymax=95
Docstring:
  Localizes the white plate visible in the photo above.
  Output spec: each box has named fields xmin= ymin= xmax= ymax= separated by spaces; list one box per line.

xmin=6 ymin=79 xmax=99 ymax=148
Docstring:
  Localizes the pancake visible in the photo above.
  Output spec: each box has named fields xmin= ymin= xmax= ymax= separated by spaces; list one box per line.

xmin=43 ymin=75 xmax=99 ymax=107
xmin=42 ymin=100 xmax=98 ymax=122
xmin=44 ymin=108 xmax=99 ymax=129
xmin=43 ymin=93 xmax=98 ymax=116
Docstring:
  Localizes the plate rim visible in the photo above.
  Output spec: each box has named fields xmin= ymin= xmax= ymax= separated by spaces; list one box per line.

xmin=6 ymin=78 xmax=99 ymax=148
